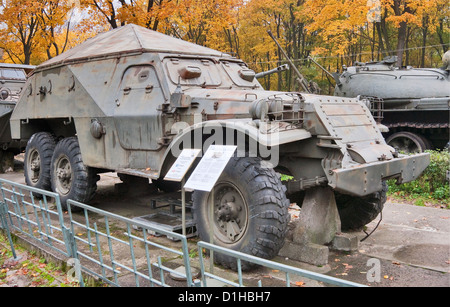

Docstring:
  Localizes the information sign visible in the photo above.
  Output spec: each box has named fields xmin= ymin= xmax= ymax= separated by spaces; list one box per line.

xmin=183 ymin=145 xmax=237 ymax=192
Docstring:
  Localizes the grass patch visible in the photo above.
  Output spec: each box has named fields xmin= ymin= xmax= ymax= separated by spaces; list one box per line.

xmin=388 ymin=150 xmax=450 ymax=209
xmin=279 ymin=150 xmax=449 ymax=209
xmin=0 ymin=232 xmax=78 ymax=287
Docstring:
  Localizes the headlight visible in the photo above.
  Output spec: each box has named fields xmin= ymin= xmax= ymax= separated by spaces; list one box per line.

xmin=0 ymin=89 xmax=9 ymax=100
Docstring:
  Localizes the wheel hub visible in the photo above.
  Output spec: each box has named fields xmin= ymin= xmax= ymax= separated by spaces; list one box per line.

xmin=57 ymin=168 xmax=70 ymax=180
xmin=213 ymin=185 xmax=248 ymax=243
xmin=217 ymin=196 xmax=242 ymax=222
xmin=55 ymin=157 xmax=72 ymax=195
xmin=30 ymin=161 xmax=40 ymax=172
xmin=28 ymin=150 xmax=41 ymax=183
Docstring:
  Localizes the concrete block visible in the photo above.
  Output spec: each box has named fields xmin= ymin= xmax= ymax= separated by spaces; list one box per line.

xmin=292 ymin=187 xmax=341 ymax=246
xmin=331 ymin=233 xmax=359 ymax=251
xmin=279 ymin=186 xmax=344 ymax=266
xmin=279 ymin=241 xmax=329 ymax=266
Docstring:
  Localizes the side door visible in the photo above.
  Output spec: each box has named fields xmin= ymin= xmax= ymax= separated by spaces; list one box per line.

xmin=113 ymin=65 xmax=166 ymax=151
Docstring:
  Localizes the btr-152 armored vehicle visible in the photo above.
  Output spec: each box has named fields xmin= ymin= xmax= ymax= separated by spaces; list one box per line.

xmin=9 ymin=25 xmax=430 ymax=267
xmin=0 ymin=63 xmax=35 ymax=171
xmin=334 ymin=52 xmax=450 ymax=153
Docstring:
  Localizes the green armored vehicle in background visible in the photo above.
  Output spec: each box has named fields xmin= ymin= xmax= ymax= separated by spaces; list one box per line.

xmin=9 ymin=25 xmax=430 ymax=267
xmin=334 ymin=52 xmax=450 ymax=153
xmin=0 ymin=63 xmax=35 ymax=171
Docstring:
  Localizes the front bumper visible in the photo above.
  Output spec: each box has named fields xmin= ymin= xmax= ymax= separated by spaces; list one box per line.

xmin=327 ymin=152 xmax=430 ymax=196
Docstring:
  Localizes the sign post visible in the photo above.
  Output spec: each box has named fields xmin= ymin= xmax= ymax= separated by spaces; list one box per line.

xmin=164 ymin=149 xmax=201 ymax=236
xmin=184 ymin=145 xmax=237 ymax=272
xmin=164 ymin=145 xmax=237 ymax=272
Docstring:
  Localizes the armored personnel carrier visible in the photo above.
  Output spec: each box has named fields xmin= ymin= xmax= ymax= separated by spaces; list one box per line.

xmin=9 ymin=24 xmax=429 ymax=267
xmin=0 ymin=63 xmax=35 ymax=171
xmin=334 ymin=53 xmax=450 ymax=153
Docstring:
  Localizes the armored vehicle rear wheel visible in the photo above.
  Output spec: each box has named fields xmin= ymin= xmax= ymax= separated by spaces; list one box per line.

xmin=335 ymin=181 xmax=388 ymax=231
xmin=193 ymin=157 xmax=290 ymax=271
xmin=51 ymin=137 xmax=99 ymax=210
xmin=24 ymin=132 xmax=56 ymax=193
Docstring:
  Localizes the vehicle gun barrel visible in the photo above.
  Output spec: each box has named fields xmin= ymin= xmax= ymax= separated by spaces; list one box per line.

xmin=255 ymin=64 xmax=290 ymax=79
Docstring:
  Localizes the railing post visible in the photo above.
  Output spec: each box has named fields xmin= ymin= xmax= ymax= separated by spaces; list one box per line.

xmin=64 ymin=227 xmax=84 ymax=287
xmin=62 ymin=226 xmax=77 ymax=259
xmin=63 ymin=202 xmax=83 ymax=286
xmin=0 ymin=200 xmax=18 ymax=260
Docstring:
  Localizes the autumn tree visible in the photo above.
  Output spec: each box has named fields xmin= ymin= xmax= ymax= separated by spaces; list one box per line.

xmin=411 ymin=0 xmax=449 ymax=67
xmin=366 ymin=0 xmax=448 ymax=67
xmin=0 ymin=0 xmax=43 ymax=64
xmin=81 ymin=0 xmax=124 ymax=29
xmin=296 ymin=0 xmax=449 ymax=79
xmin=1 ymin=0 xmax=447 ymax=93
xmin=237 ymin=0 xmax=316 ymax=91
xmin=80 ymin=0 xmax=177 ymax=31
xmin=0 ymin=0 xmax=85 ymax=64
xmin=170 ymin=0 xmax=242 ymax=51
xmin=38 ymin=0 xmax=79 ymax=59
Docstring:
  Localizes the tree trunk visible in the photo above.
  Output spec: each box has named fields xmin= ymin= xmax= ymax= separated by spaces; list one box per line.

xmin=376 ymin=22 xmax=386 ymax=58
xmin=437 ymin=20 xmax=448 ymax=54
xmin=392 ymin=0 xmax=411 ymax=67
xmin=380 ymin=10 xmax=393 ymax=56
xmin=395 ymin=21 xmax=407 ymax=67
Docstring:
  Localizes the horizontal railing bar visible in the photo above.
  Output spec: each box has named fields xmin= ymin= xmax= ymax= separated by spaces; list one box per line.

xmin=126 ymin=232 xmax=185 ymax=257
xmin=76 ymin=250 xmax=170 ymax=286
xmin=67 ymin=200 xmax=187 ymax=240
xmin=70 ymin=221 xmax=130 ymax=246
xmin=0 ymin=179 xmax=59 ymax=198
xmin=73 ymin=235 xmax=97 ymax=248
xmin=71 ymin=220 xmax=185 ymax=257
xmin=203 ymin=271 xmax=240 ymax=287
xmin=198 ymin=241 xmax=366 ymax=287
xmin=152 ymin=262 xmax=188 ymax=280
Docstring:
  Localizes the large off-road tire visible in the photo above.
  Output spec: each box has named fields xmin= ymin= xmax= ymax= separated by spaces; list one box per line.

xmin=335 ymin=182 xmax=388 ymax=231
xmin=193 ymin=157 xmax=290 ymax=271
xmin=51 ymin=137 xmax=99 ymax=210
xmin=24 ymin=132 xmax=56 ymax=192
xmin=0 ymin=150 xmax=15 ymax=173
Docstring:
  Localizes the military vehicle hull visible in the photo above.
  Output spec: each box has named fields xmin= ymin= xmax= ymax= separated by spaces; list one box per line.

xmin=0 ymin=64 xmax=34 ymax=171
xmin=0 ymin=102 xmax=14 ymax=147
xmin=334 ymin=57 xmax=450 ymax=153
xmin=9 ymin=25 xmax=430 ymax=268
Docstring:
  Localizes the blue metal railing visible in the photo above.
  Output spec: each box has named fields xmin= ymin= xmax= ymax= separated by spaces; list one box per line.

xmin=0 ymin=179 xmax=71 ymax=258
xmin=66 ymin=199 xmax=195 ymax=287
xmin=197 ymin=241 xmax=365 ymax=287
xmin=0 ymin=178 xmax=366 ymax=288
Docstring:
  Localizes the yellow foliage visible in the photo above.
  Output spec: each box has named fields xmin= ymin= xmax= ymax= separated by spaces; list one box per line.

xmin=0 ymin=0 xmax=448 ymax=86
xmin=0 ymin=0 xmax=93 ymax=64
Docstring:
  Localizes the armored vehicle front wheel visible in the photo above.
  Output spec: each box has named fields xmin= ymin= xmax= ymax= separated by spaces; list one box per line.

xmin=335 ymin=181 xmax=388 ymax=231
xmin=24 ymin=132 xmax=56 ymax=193
xmin=193 ymin=157 xmax=290 ymax=271
xmin=50 ymin=137 xmax=99 ymax=210
xmin=288 ymin=182 xmax=388 ymax=231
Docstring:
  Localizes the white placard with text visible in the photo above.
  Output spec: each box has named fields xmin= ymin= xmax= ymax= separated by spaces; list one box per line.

xmin=164 ymin=149 xmax=201 ymax=182
xmin=183 ymin=145 xmax=237 ymax=192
